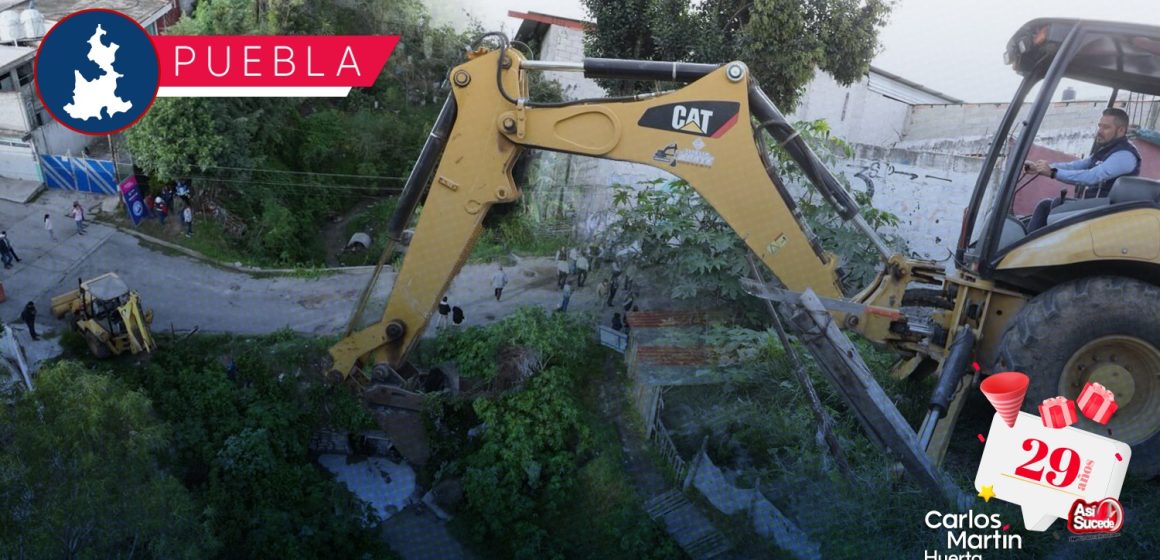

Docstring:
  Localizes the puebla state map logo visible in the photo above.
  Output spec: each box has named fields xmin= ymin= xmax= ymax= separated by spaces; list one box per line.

xmin=35 ymin=9 xmax=160 ymax=136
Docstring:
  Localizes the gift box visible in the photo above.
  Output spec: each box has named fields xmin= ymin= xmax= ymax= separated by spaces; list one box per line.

xmin=1077 ymin=382 xmax=1118 ymax=425
xmin=1038 ymin=396 xmax=1078 ymax=429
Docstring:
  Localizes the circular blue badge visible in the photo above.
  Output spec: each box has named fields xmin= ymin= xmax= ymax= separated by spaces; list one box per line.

xmin=35 ymin=9 xmax=159 ymax=135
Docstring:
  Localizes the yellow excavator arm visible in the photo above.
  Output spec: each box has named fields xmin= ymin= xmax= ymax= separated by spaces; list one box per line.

xmin=328 ymin=45 xmax=940 ymax=383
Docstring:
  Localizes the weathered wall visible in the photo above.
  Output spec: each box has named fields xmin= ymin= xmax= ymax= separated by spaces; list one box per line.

xmin=30 ymin=120 xmax=92 ymax=157
xmin=900 ymin=99 xmax=1160 ymax=156
xmin=836 ymin=156 xmax=979 ymax=267
xmin=790 ymin=71 xmax=913 ymax=147
xmin=0 ymin=91 xmax=29 ymax=132
xmin=537 ymin=25 xmax=606 ymax=101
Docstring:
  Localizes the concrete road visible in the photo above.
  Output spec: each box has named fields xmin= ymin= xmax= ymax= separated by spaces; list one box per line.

xmin=2 ymin=191 xmax=614 ymax=340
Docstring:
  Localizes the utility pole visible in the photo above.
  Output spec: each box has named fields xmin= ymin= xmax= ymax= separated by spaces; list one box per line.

xmin=108 ymin=134 xmax=118 ymax=183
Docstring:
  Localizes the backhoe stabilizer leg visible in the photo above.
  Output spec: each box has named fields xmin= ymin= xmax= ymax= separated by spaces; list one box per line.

xmin=783 ymin=289 xmax=966 ymax=506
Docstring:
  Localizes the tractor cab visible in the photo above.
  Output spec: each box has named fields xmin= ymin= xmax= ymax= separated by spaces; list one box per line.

xmin=80 ymin=274 xmax=132 ymax=335
xmin=960 ymin=18 xmax=1160 ymax=292
xmin=51 ymin=272 xmax=156 ymax=358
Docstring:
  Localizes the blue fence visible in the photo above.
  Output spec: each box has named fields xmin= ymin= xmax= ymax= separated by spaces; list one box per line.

xmin=39 ymin=155 xmax=119 ymax=195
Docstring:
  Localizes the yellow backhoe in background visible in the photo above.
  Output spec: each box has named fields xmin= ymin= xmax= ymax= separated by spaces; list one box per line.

xmin=51 ymin=273 xmax=156 ymax=359
xmin=329 ymin=19 xmax=1160 ymax=485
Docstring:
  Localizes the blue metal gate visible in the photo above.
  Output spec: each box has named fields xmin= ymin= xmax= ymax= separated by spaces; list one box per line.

xmin=39 ymin=155 xmax=118 ymax=194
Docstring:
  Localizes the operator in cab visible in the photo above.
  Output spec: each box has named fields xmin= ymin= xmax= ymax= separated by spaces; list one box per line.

xmin=1025 ymin=108 xmax=1142 ymax=231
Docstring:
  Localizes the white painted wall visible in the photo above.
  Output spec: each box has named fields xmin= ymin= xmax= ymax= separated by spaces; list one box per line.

xmin=899 ymin=99 xmax=1160 ymax=156
xmin=536 ymin=25 xmax=606 ymax=101
xmin=0 ymin=91 xmax=30 ymax=132
xmin=836 ymin=157 xmax=977 ymax=267
xmin=790 ymin=71 xmax=913 ymax=146
xmin=30 ymin=120 xmax=92 ymax=157
xmin=0 ymin=141 xmax=39 ymax=181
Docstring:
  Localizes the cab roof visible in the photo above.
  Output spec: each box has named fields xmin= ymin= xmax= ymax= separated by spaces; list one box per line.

xmin=1006 ymin=18 xmax=1160 ymax=96
xmin=84 ymin=273 xmax=129 ymax=301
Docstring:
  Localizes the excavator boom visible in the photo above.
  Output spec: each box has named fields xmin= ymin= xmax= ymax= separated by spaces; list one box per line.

xmin=327 ymin=45 xmax=941 ymax=383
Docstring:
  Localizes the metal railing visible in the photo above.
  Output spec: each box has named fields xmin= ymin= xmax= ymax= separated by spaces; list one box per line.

xmin=651 ymin=395 xmax=688 ymax=483
xmin=597 ymin=325 xmax=628 ymax=353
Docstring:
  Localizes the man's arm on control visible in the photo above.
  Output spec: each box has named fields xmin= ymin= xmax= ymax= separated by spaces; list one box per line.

xmin=1053 ymin=151 xmax=1136 ymax=186
xmin=1052 ymin=156 xmax=1093 ymax=171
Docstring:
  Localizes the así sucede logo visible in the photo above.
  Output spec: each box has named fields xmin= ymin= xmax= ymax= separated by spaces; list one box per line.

xmin=35 ymin=9 xmax=159 ymax=136
xmin=1068 ymin=497 xmax=1124 ymax=535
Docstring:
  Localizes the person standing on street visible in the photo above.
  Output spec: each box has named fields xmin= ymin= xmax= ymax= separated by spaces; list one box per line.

xmin=452 ymin=305 xmax=465 ymax=327
xmin=70 ymin=202 xmax=87 ymax=235
xmin=556 ymin=257 xmax=570 ymax=289
xmin=575 ymin=254 xmax=589 ymax=287
xmin=492 ymin=265 xmax=509 ymax=301
xmin=183 ymin=205 xmax=193 ymax=237
xmin=0 ymin=232 xmax=20 ymax=269
xmin=44 ymin=214 xmax=55 ymax=241
xmin=558 ymin=281 xmax=573 ymax=312
xmin=568 ymin=247 xmax=579 ymax=275
xmin=606 ymin=276 xmax=619 ymax=307
xmin=20 ymin=302 xmax=38 ymax=340
xmin=155 ymin=196 xmax=168 ymax=226
xmin=437 ymin=296 xmax=451 ymax=328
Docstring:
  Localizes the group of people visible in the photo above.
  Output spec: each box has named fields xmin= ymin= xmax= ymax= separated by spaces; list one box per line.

xmin=146 ymin=182 xmax=195 ymax=237
xmin=554 ymin=245 xmax=618 ymax=312
xmin=435 ymin=295 xmax=466 ymax=329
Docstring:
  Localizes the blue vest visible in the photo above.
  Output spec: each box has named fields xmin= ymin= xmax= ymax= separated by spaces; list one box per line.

xmin=1084 ymin=136 xmax=1141 ymax=198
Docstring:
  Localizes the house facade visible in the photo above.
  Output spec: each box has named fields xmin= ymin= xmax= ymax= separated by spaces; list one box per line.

xmin=0 ymin=0 xmax=181 ymax=185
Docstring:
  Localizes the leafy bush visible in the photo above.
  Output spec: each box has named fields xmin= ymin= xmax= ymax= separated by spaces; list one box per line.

xmin=422 ymin=307 xmax=679 ymax=559
xmin=463 ymin=364 xmax=594 ymax=559
xmin=124 ymin=0 xmax=476 ymax=267
xmin=599 ymin=119 xmax=907 ymax=308
xmin=93 ymin=332 xmax=387 ymax=559
xmin=428 ymin=307 xmax=593 ymax=381
xmin=0 ymin=362 xmax=216 ymax=559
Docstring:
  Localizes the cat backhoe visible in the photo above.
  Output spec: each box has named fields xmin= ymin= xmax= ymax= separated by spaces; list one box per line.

xmin=51 ymin=273 xmax=156 ymax=358
xmin=329 ymin=19 xmax=1160 ymax=482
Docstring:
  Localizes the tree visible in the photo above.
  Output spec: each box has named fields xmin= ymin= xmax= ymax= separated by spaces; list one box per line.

xmin=0 ymin=362 xmax=216 ymax=559
xmin=124 ymin=0 xmax=480 ymax=266
xmin=600 ymin=119 xmax=905 ymax=304
xmin=582 ymin=0 xmax=893 ymax=108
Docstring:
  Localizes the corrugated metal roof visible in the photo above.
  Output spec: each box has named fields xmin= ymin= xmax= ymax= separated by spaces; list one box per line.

xmin=626 ymin=310 xmax=723 ymax=328
xmin=868 ymin=66 xmax=963 ymax=105
xmin=634 ymin=346 xmax=716 ymax=366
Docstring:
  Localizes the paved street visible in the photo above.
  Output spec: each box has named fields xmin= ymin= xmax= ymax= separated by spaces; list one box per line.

xmin=1 ymin=190 xmax=611 ymax=341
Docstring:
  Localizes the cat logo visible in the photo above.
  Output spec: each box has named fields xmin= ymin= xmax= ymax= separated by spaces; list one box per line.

xmin=672 ymin=106 xmax=713 ymax=135
xmin=638 ymin=101 xmax=740 ymax=138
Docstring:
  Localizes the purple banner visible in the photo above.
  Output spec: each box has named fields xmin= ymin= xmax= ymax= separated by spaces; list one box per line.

xmin=119 ymin=175 xmax=148 ymax=226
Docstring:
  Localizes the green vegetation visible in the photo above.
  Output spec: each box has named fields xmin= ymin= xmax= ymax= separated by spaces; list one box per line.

xmin=601 ymin=119 xmax=906 ymax=311
xmin=419 ymin=308 xmax=681 ymax=559
xmin=337 ymin=198 xmax=402 ymax=267
xmin=123 ymin=0 xmax=478 ymax=267
xmin=469 ymin=211 xmax=572 ymax=264
xmin=120 ymin=0 xmax=570 ymax=270
xmin=4 ymin=332 xmax=394 ymax=559
xmin=581 ymin=0 xmax=892 ymax=107
xmin=0 ymin=363 xmax=214 ymax=559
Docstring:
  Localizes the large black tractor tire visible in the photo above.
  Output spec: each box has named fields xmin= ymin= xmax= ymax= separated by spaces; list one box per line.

xmin=995 ymin=276 xmax=1160 ymax=479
